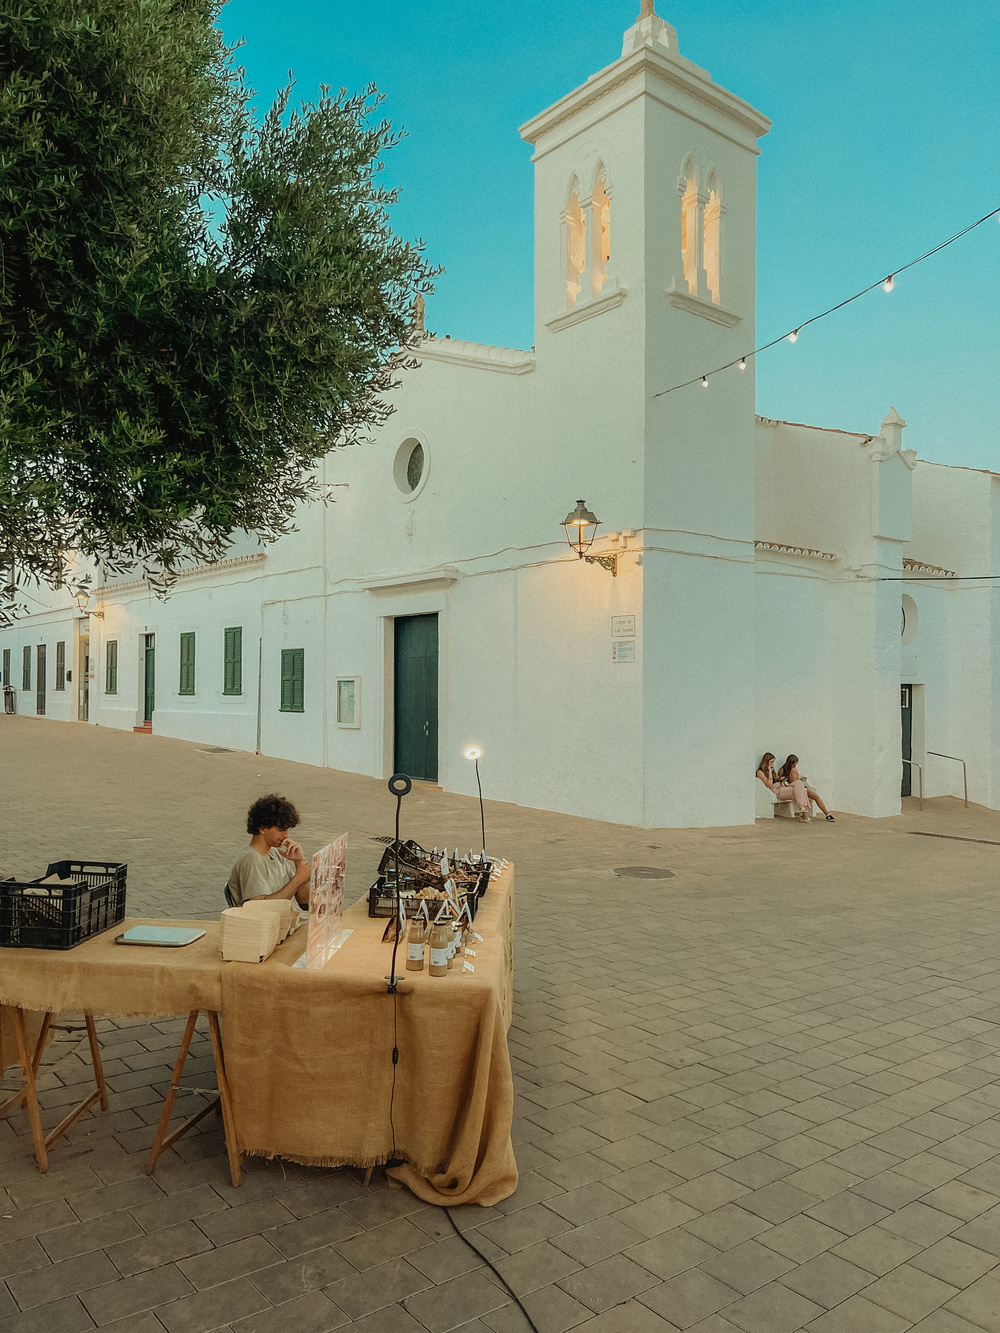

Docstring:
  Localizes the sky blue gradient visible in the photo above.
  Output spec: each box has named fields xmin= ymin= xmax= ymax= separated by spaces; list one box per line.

xmin=218 ymin=1 xmax=999 ymax=468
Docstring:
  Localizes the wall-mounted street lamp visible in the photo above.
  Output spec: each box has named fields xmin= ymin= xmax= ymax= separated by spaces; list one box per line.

xmin=562 ymin=499 xmax=618 ymax=575
xmin=72 ymin=589 xmax=104 ymax=618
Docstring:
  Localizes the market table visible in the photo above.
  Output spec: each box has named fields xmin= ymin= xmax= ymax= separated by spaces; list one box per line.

xmin=0 ymin=866 xmax=517 ymax=1206
xmin=222 ymin=864 xmax=517 ymax=1206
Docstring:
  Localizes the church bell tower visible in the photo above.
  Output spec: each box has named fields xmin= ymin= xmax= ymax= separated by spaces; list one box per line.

xmin=520 ymin=4 xmax=771 ymax=825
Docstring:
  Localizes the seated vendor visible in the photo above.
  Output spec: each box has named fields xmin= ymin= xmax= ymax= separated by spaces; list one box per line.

xmin=228 ymin=794 xmax=311 ymax=907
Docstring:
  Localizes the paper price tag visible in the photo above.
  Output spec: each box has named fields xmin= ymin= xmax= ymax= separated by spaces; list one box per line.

xmin=465 ymin=949 xmax=476 ymax=958
xmin=474 ymin=932 xmax=484 ymax=943
xmin=463 ymin=961 xmax=475 ymax=973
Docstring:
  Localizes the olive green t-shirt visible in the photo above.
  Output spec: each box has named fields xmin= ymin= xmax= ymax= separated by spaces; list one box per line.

xmin=227 ymin=848 xmax=296 ymax=907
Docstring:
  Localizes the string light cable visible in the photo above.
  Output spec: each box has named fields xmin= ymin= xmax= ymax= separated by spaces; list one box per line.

xmin=654 ymin=204 xmax=1000 ymax=398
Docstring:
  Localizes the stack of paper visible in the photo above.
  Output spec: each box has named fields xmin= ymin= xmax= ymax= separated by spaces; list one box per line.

xmin=220 ymin=906 xmax=280 ymax=963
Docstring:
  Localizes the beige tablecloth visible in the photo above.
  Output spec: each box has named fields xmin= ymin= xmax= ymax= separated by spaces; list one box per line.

xmin=0 ymin=920 xmax=224 ymax=1015
xmin=221 ymin=866 xmax=517 ymax=1206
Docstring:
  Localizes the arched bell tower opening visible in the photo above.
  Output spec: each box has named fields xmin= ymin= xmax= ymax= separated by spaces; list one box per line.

xmin=564 ymin=183 xmax=585 ymax=308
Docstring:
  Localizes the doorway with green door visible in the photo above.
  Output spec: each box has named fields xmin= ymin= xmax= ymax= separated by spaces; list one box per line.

xmin=144 ymin=634 xmax=155 ymax=724
xmin=393 ymin=614 xmax=439 ymax=782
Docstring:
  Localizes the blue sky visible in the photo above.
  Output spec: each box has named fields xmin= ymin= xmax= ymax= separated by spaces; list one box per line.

xmin=219 ymin=0 xmax=999 ymax=469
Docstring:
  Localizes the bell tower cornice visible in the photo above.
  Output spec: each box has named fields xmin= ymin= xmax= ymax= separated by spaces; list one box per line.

xmin=519 ymin=8 xmax=770 ymax=155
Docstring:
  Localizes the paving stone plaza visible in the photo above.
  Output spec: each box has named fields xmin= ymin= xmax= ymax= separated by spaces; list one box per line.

xmin=3 ymin=715 xmax=1000 ymax=1333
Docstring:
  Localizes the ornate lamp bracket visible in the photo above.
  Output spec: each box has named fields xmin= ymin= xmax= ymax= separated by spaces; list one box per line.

xmin=584 ymin=552 xmax=618 ymax=576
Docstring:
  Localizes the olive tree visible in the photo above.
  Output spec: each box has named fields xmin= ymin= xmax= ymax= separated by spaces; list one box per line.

xmin=0 ymin=0 xmax=436 ymax=622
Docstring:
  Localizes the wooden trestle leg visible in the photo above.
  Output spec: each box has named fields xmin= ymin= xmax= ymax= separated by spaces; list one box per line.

xmin=147 ymin=1010 xmax=225 ymax=1177
xmin=2 ymin=1009 xmax=108 ymax=1173
xmin=147 ymin=1011 xmax=240 ymax=1187
xmin=207 ymin=1012 xmax=241 ymax=1187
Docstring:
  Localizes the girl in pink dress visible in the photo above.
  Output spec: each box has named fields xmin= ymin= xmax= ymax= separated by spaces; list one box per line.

xmin=777 ymin=755 xmax=835 ymax=822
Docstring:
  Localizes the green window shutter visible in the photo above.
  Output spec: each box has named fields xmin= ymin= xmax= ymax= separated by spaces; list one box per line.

xmin=22 ymin=645 xmax=31 ymax=690
xmin=223 ymin=627 xmax=242 ymax=695
xmin=280 ymin=648 xmax=304 ymax=712
xmin=179 ymin=632 xmax=196 ymax=695
xmin=2 ymin=648 xmax=9 ymax=687
xmin=105 ymin=640 xmax=117 ymax=694
xmin=55 ymin=641 xmax=66 ymax=690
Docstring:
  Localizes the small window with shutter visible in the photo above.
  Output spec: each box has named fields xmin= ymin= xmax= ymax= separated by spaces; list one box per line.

xmin=223 ymin=627 xmax=242 ymax=696
xmin=280 ymin=648 xmax=304 ymax=713
xmin=22 ymin=645 xmax=31 ymax=690
xmin=55 ymin=641 xmax=66 ymax=690
xmin=105 ymin=640 xmax=117 ymax=694
xmin=179 ymin=632 xmax=196 ymax=695
xmin=2 ymin=648 xmax=9 ymax=688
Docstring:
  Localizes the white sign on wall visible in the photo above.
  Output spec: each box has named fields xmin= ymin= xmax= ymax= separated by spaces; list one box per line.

xmin=611 ymin=616 xmax=635 ymax=638
xmin=612 ymin=640 xmax=635 ymax=663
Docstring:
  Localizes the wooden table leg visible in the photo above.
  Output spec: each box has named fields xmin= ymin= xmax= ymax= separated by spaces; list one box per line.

xmin=0 ymin=1012 xmax=52 ymax=1117
xmin=208 ymin=1013 xmax=241 ymax=1188
xmin=85 ymin=1013 xmax=109 ymax=1113
xmin=12 ymin=1008 xmax=48 ymax=1173
xmin=147 ymin=1011 xmax=224 ymax=1177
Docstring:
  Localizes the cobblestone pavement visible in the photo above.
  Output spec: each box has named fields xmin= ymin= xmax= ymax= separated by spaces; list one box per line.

xmin=3 ymin=715 xmax=1000 ymax=1333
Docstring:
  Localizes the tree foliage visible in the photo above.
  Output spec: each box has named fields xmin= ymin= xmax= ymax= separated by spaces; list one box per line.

xmin=0 ymin=0 xmax=436 ymax=622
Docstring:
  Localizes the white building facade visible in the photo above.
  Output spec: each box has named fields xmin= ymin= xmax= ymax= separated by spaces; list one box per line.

xmin=3 ymin=7 xmax=995 ymax=827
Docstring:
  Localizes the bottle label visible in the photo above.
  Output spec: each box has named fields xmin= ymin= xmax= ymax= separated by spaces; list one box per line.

xmin=406 ymin=943 xmax=424 ymax=961
xmin=430 ymin=947 xmax=449 ymax=967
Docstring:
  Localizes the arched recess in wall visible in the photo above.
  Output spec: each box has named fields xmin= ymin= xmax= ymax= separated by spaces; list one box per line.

xmin=564 ymin=177 xmax=585 ymax=308
xmin=590 ymin=163 xmax=611 ymax=298
xmin=703 ymin=170 xmax=722 ymax=305
xmin=679 ymin=156 xmax=699 ymax=296
xmin=901 ymin=594 xmax=918 ymax=645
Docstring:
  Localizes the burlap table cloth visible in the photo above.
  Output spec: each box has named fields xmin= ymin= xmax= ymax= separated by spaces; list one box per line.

xmin=0 ymin=920 xmax=224 ymax=1016
xmin=221 ymin=865 xmax=517 ymax=1206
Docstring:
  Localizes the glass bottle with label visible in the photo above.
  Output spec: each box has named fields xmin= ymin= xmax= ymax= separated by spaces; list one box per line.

xmin=405 ymin=918 xmax=427 ymax=971
xmin=428 ymin=922 xmax=451 ymax=976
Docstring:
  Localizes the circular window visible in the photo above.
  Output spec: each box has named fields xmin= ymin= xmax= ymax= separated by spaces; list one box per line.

xmin=901 ymin=594 xmax=918 ymax=645
xmin=393 ymin=437 xmax=428 ymax=499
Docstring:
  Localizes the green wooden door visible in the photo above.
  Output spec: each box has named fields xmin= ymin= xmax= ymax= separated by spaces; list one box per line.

xmin=35 ymin=645 xmax=46 ymax=715
xmin=394 ymin=614 xmax=438 ymax=781
xmin=901 ymin=685 xmax=912 ymax=797
xmin=144 ymin=634 xmax=156 ymax=721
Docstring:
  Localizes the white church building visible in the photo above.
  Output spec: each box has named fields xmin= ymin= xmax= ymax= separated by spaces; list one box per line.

xmin=3 ymin=6 xmax=994 ymax=828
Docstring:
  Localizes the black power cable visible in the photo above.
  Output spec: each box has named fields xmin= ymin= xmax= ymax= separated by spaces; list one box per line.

xmin=385 ymin=773 xmax=412 ymax=1161
xmin=378 ymin=773 xmax=537 ymax=1333
xmin=443 ymin=1207 xmax=542 ymax=1333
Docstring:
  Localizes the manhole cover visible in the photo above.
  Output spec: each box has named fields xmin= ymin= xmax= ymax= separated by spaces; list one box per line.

xmin=613 ymin=866 xmax=676 ymax=879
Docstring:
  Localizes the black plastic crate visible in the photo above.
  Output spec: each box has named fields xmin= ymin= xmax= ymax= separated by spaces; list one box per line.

xmin=0 ymin=861 xmax=127 ymax=949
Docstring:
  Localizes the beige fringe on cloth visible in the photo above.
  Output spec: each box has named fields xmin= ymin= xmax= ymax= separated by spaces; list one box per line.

xmin=221 ymin=868 xmax=518 ymax=1206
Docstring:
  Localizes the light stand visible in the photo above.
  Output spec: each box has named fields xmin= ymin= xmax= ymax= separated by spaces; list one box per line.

xmin=385 ymin=773 xmax=412 ymax=992
xmin=463 ymin=745 xmax=487 ymax=857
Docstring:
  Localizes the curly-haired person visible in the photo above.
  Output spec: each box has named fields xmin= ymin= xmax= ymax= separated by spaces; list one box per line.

xmin=227 ymin=794 xmax=311 ymax=907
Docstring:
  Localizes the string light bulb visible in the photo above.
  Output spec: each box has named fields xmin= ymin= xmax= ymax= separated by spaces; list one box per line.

xmin=883 ymin=274 xmax=895 ymax=292
xmin=700 ymin=375 xmax=709 ymax=388
xmin=738 ymin=357 xmax=747 ymax=371
xmin=787 ymin=329 xmax=799 ymax=344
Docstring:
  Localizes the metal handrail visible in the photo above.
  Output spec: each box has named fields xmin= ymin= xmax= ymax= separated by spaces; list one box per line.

xmin=901 ymin=758 xmax=923 ymax=811
xmin=927 ymin=752 xmax=968 ymax=807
